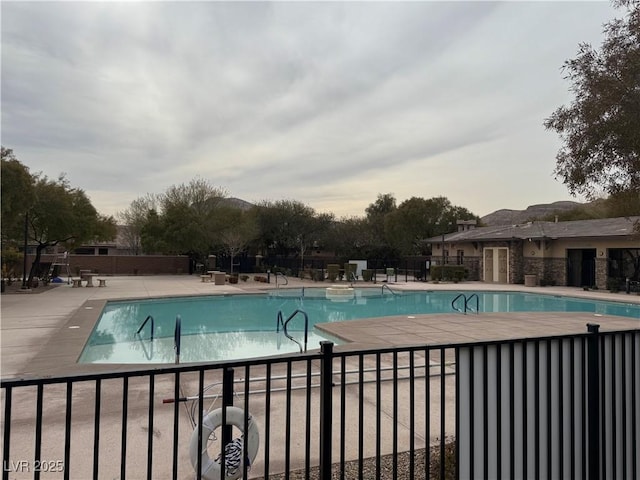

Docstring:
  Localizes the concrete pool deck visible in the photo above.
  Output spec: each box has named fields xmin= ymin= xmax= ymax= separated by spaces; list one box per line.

xmin=1 ymin=275 xmax=639 ymax=479
xmin=1 ymin=274 xmax=639 ymax=378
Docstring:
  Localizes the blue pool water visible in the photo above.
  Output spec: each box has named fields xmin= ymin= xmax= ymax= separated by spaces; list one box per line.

xmin=79 ymin=289 xmax=640 ymax=364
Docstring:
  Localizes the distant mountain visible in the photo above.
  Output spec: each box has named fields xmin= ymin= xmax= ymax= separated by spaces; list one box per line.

xmin=481 ymin=201 xmax=582 ymax=226
xmin=221 ymin=197 xmax=254 ymax=211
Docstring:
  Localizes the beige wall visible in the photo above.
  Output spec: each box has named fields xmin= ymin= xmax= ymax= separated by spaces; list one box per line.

xmin=547 ymin=238 xmax=637 ymax=258
xmin=452 ymin=236 xmax=636 ymax=286
xmin=434 ymin=241 xmax=480 ymax=260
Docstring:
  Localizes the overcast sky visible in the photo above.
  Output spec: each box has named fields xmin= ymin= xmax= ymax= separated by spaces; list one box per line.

xmin=2 ymin=1 xmax=617 ymax=219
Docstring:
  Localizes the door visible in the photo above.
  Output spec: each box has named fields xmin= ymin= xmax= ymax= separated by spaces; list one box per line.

xmin=484 ymin=248 xmax=509 ymax=283
xmin=567 ymin=249 xmax=596 ymax=287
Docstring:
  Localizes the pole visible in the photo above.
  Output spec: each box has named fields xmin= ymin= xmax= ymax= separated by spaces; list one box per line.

xmin=586 ymin=323 xmax=600 ymax=480
xmin=319 ymin=341 xmax=334 ymax=480
xmin=22 ymin=212 xmax=28 ymax=289
xmin=222 ymin=368 xmax=234 ymax=447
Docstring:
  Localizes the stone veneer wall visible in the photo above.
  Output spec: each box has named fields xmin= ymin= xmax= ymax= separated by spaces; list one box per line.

xmin=478 ymin=241 xmax=524 ymax=283
xmin=544 ymin=258 xmax=567 ymax=286
xmin=509 ymin=240 xmax=524 ymax=284
xmin=474 ymin=243 xmax=615 ymax=288
xmin=523 ymin=257 xmax=567 ymax=285
xmin=595 ymin=257 xmax=608 ymax=290
xmin=523 ymin=257 xmax=545 ymax=284
xmin=507 ymin=256 xmax=569 ymax=286
xmin=462 ymin=257 xmax=481 ymax=281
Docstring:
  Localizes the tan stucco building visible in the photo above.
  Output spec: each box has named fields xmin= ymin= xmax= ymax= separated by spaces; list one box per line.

xmin=426 ymin=216 xmax=640 ymax=289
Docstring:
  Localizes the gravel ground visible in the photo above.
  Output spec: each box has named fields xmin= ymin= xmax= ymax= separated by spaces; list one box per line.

xmin=267 ymin=442 xmax=455 ymax=480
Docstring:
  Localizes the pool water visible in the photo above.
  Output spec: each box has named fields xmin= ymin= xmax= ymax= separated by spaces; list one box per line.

xmin=79 ymin=289 xmax=640 ymax=364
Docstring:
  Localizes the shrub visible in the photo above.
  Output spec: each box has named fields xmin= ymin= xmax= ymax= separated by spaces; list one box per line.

xmin=362 ymin=269 xmax=373 ymax=282
xmin=430 ymin=438 xmax=456 ymax=480
xmin=327 ymin=264 xmax=340 ymax=282
xmin=344 ymin=263 xmax=357 ymax=280
xmin=607 ymin=277 xmax=620 ymax=292
xmin=431 ymin=265 xmax=467 ymax=282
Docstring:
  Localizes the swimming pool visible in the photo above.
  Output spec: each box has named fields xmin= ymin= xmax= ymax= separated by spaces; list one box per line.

xmin=79 ymin=289 xmax=640 ymax=364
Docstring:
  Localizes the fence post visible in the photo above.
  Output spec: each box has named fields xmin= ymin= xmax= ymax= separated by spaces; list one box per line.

xmin=223 ymin=367 xmax=234 ymax=447
xmin=319 ymin=341 xmax=334 ymax=480
xmin=586 ymin=323 xmax=600 ymax=480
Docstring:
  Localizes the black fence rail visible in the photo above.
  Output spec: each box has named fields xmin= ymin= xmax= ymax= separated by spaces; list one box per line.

xmin=2 ymin=328 xmax=639 ymax=479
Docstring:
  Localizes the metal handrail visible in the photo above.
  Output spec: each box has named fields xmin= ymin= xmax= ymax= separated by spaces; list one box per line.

xmin=135 ymin=315 xmax=155 ymax=341
xmin=451 ymin=294 xmax=466 ymax=313
xmin=451 ymin=293 xmax=479 ymax=314
xmin=276 ymin=309 xmax=309 ymax=353
xmin=465 ymin=293 xmax=479 ymax=313
xmin=381 ymin=284 xmax=397 ymax=296
xmin=275 ymin=272 xmax=288 ymax=288
xmin=136 ymin=335 xmax=154 ymax=361
xmin=174 ymin=315 xmax=182 ymax=364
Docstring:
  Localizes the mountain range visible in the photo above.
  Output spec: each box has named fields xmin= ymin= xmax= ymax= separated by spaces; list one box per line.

xmin=225 ymin=197 xmax=584 ymax=226
xmin=480 ymin=201 xmax=582 ymax=226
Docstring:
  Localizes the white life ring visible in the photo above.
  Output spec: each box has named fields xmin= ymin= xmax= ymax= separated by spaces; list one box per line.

xmin=189 ymin=406 xmax=260 ymax=480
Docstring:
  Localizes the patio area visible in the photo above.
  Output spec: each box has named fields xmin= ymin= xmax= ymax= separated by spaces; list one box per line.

xmin=2 ymin=274 xmax=639 ymax=378
xmin=1 ymin=275 xmax=638 ymax=479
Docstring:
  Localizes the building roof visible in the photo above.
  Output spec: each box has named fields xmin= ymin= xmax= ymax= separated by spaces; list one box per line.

xmin=425 ymin=216 xmax=640 ymax=243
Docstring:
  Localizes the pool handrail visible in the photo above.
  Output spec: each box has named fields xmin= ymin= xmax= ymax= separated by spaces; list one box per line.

xmin=275 ymin=272 xmax=288 ymax=288
xmin=381 ymin=284 xmax=398 ymax=296
xmin=135 ymin=315 xmax=155 ymax=341
xmin=452 ymin=294 xmax=465 ymax=313
xmin=136 ymin=334 xmax=155 ymax=361
xmin=451 ymin=293 xmax=479 ymax=314
xmin=465 ymin=293 xmax=479 ymax=313
xmin=276 ymin=309 xmax=309 ymax=353
xmin=174 ymin=315 xmax=182 ymax=364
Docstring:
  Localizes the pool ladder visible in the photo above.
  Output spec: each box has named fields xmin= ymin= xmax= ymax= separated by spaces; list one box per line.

xmin=174 ymin=315 xmax=181 ymax=364
xmin=276 ymin=309 xmax=309 ymax=353
xmin=134 ymin=314 xmax=182 ymax=363
xmin=451 ymin=293 xmax=479 ymax=314
xmin=381 ymin=284 xmax=398 ymax=296
xmin=135 ymin=315 xmax=155 ymax=361
xmin=136 ymin=315 xmax=155 ymax=340
xmin=275 ymin=272 xmax=288 ymax=288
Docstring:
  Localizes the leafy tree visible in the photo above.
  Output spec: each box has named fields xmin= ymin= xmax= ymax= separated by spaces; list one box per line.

xmin=217 ymin=207 xmax=259 ymax=274
xmin=296 ymin=211 xmax=334 ymax=269
xmin=385 ymin=196 xmax=478 ymax=255
xmin=1 ymin=147 xmax=34 ymax=241
xmin=364 ymin=193 xmax=398 ymax=253
xmin=604 ymin=189 xmax=640 ymax=216
xmin=117 ymin=194 xmax=158 ymax=255
xmin=140 ymin=209 xmax=168 ymax=254
xmin=26 ymin=174 xmax=117 ymax=285
xmin=2 ymin=148 xmax=116 ymax=285
xmin=252 ymin=200 xmax=334 ymax=268
xmin=155 ymin=179 xmax=227 ymax=264
xmin=365 ymin=193 xmax=397 ymax=218
xmin=321 ymin=216 xmax=373 ymax=259
xmin=544 ymin=2 xmax=640 ymax=199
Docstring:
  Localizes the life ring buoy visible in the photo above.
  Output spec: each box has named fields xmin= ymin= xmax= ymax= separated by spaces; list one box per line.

xmin=189 ymin=406 xmax=260 ymax=480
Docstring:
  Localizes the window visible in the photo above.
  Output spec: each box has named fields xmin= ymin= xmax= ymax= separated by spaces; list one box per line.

xmin=98 ymin=248 xmax=108 ymax=255
xmin=457 ymin=250 xmax=464 ymax=265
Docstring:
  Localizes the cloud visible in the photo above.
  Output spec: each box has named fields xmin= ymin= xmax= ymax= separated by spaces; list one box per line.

xmin=1 ymin=1 xmax=616 ymax=219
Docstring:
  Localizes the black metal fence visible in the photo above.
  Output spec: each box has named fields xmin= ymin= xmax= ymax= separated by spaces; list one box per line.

xmin=2 ymin=328 xmax=639 ymax=479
